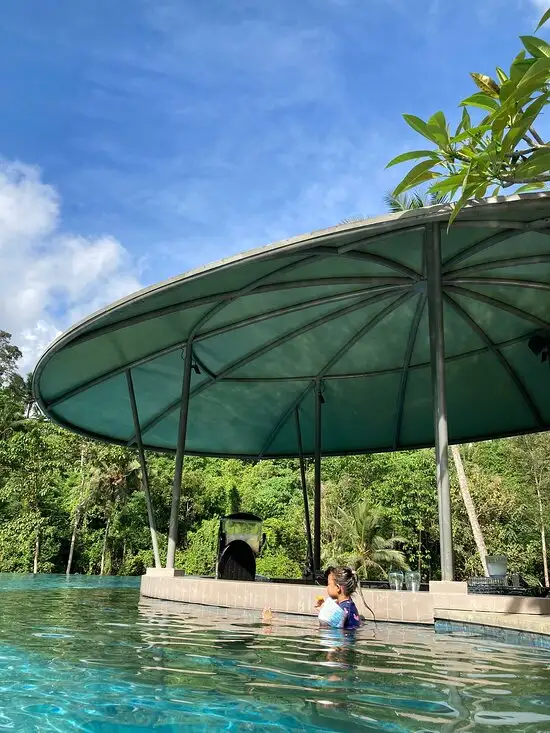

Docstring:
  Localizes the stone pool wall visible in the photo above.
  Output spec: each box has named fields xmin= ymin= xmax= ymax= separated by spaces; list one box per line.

xmin=140 ymin=572 xmax=550 ymax=635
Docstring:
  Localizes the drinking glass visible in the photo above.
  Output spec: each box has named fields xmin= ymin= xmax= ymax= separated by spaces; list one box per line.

xmin=388 ymin=570 xmax=404 ymax=591
xmin=405 ymin=570 xmax=421 ymax=592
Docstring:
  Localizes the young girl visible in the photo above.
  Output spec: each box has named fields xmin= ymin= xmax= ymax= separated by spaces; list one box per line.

xmin=315 ymin=566 xmax=362 ymax=629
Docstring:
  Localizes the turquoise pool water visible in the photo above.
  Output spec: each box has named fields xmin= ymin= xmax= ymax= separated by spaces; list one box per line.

xmin=0 ymin=575 xmax=549 ymax=731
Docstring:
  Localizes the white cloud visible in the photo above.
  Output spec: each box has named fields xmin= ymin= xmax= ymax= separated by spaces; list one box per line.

xmin=0 ymin=160 xmax=142 ymax=372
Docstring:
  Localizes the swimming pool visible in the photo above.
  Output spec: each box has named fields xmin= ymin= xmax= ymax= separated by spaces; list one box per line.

xmin=0 ymin=574 xmax=548 ymax=731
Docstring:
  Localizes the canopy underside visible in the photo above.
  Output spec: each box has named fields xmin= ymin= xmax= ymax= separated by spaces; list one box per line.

xmin=34 ymin=194 xmax=550 ymax=457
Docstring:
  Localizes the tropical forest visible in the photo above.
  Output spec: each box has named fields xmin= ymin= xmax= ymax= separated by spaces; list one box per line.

xmin=0 ymin=329 xmax=548 ymax=586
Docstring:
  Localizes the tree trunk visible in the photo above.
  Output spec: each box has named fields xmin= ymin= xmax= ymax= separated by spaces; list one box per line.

xmin=100 ymin=516 xmax=110 ymax=576
xmin=66 ymin=510 xmax=80 ymax=575
xmin=535 ymin=483 xmax=549 ymax=587
xmin=33 ymin=532 xmax=40 ymax=575
xmin=451 ymin=444 xmax=489 ymax=576
xmin=67 ymin=443 xmax=86 ymax=576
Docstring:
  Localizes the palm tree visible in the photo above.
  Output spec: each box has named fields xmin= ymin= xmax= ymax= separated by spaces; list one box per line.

xmin=384 ymin=190 xmax=449 ymax=212
xmin=324 ymin=501 xmax=409 ymax=578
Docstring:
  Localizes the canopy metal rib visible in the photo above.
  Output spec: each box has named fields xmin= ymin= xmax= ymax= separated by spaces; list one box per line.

xmin=214 ymin=333 xmax=535 ymax=382
xmin=452 ymin=220 xmax=529 ymax=230
xmin=318 ymin=291 xmax=413 ymax=377
xmin=189 ymin=290 xmax=407 ymax=400
xmin=445 ymin=284 xmax=550 ymax=329
xmin=444 ymin=254 xmax=550 ymax=279
xmin=393 ymin=294 xmax=426 ymax=450
xmin=338 ymin=225 xmax=425 ymax=255
xmin=187 ymin=251 xmax=330 ymax=341
xmin=193 ymin=354 xmax=216 ymax=380
xmin=135 ymin=287 xmax=409 ymax=441
xmin=444 ymin=294 xmax=543 ymax=428
xmin=257 ymin=384 xmax=313 ymax=459
xmin=450 ymin=277 xmax=550 ymax=291
xmin=442 ymin=230 xmax=524 ymax=270
xmin=66 ymin=254 xmax=314 ymax=349
xmin=258 ymin=291 xmax=413 ymax=457
xmin=195 ymin=287 xmax=379 ymax=343
xmin=66 ymin=260 xmax=402 ymax=350
xmin=452 ymin=218 xmax=550 ymax=231
xmin=46 ymin=281 xmax=403 ymax=409
xmin=313 ymin=245 xmax=420 ymax=278
xmin=338 ymin=225 xmax=426 ymax=255
xmin=66 ymin=228 xmax=419 ymax=351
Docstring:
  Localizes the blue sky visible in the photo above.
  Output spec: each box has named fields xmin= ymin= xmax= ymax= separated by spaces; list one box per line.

xmin=0 ymin=0 xmax=546 ymax=367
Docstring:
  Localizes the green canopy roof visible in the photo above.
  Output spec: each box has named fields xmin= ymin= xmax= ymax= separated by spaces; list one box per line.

xmin=34 ymin=193 xmax=550 ymax=458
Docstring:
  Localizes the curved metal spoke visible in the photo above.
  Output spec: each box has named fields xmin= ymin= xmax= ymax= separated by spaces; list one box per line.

xmin=393 ymin=294 xmax=426 ymax=449
xmin=445 ymin=254 xmax=550 ymax=279
xmin=258 ymin=291 xmax=414 ymax=457
xmin=257 ymin=384 xmax=313 ymax=459
xmin=444 ymin=294 xmax=543 ymax=428
xmin=445 ymin=284 xmax=550 ymax=329
xmin=442 ymin=229 xmax=524 ymax=270
xmin=46 ymin=283 xmax=401 ymax=410
xmin=313 ymin=245 xmax=420 ymax=278
xmin=136 ymin=287 xmax=410 ymax=441
xmin=450 ymin=277 xmax=550 ymax=291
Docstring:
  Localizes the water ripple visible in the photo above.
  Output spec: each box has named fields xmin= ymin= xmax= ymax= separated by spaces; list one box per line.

xmin=0 ymin=575 xmax=547 ymax=730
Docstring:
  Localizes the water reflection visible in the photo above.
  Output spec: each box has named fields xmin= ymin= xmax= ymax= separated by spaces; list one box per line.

xmin=0 ymin=575 xmax=547 ymax=730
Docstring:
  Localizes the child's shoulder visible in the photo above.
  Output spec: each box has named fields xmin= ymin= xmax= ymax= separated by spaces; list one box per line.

xmin=339 ymin=598 xmax=361 ymax=628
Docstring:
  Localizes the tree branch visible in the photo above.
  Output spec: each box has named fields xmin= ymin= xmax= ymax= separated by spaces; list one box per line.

xmin=501 ymin=174 xmax=550 ymax=187
xmin=530 ymin=127 xmax=546 ymax=146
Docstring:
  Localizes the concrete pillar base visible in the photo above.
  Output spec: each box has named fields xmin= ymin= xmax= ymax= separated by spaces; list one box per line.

xmin=145 ymin=567 xmax=185 ymax=578
xmin=429 ymin=580 xmax=467 ymax=594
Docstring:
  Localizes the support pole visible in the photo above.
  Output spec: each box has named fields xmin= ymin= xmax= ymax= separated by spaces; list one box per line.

xmin=426 ymin=222 xmax=454 ymax=581
xmin=166 ymin=343 xmax=194 ymax=569
xmin=295 ymin=407 xmax=314 ymax=577
xmin=313 ymin=381 xmax=322 ymax=575
xmin=126 ymin=370 xmax=161 ymax=569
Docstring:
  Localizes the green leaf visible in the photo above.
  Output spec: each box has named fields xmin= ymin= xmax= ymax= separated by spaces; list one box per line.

xmin=509 ymin=56 xmax=534 ymax=85
xmin=517 ymin=57 xmax=550 ymax=89
xmin=460 ymin=93 xmax=499 ymax=111
xmin=425 ymin=112 xmax=449 ymax=147
xmin=452 ymin=124 xmax=491 ymax=144
xmin=430 ymin=173 xmax=465 ymax=193
xmin=470 ymin=72 xmax=500 ymax=97
xmin=428 ymin=110 xmax=446 ymax=130
xmin=521 ymin=35 xmax=550 ymax=58
xmin=392 ymin=160 xmax=440 ymax=198
xmin=496 ymin=67 xmax=508 ymax=85
xmin=501 ymin=94 xmax=548 ymax=152
xmin=386 ymin=150 xmax=438 ymax=168
xmin=402 ymin=114 xmax=439 ymax=144
xmin=515 ymin=182 xmax=548 ymax=193
xmin=536 ymin=8 xmax=550 ymax=32
xmin=514 ymin=149 xmax=550 ymax=178
xmin=456 ymin=107 xmax=471 ymax=135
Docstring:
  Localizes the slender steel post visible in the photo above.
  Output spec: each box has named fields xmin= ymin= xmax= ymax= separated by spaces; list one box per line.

xmin=313 ymin=381 xmax=322 ymax=574
xmin=166 ymin=343 xmax=194 ymax=569
xmin=295 ymin=407 xmax=314 ymax=577
xmin=126 ymin=370 xmax=161 ymax=569
xmin=426 ymin=222 xmax=454 ymax=581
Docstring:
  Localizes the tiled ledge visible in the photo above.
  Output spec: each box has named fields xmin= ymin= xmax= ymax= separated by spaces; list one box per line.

xmin=140 ymin=573 xmax=549 ymax=628
xmin=140 ymin=575 xmax=434 ymax=624
xmin=432 ymin=591 xmax=550 ymax=615
xmin=435 ymin=609 xmax=550 ymax=637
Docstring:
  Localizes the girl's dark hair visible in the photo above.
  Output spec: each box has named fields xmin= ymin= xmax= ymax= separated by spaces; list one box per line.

xmin=331 ymin=566 xmax=359 ymax=596
xmin=329 ymin=566 xmax=376 ymax=624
